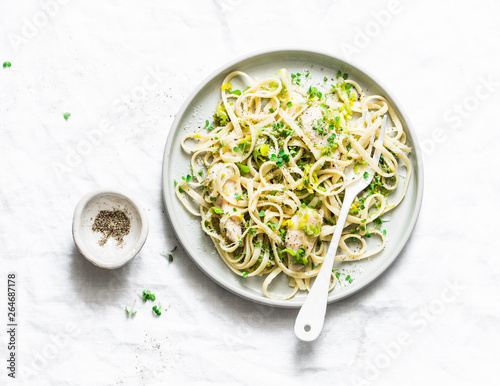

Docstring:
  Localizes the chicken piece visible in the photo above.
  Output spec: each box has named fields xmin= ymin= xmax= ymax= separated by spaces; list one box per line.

xmin=300 ymin=102 xmax=328 ymax=150
xmin=285 ymin=207 xmax=323 ymax=271
xmin=205 ymin=163 xmax=243 ymax=243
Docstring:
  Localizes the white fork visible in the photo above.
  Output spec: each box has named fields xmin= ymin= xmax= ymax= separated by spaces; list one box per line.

xmin=294 ymin=112 xmax=388 ymax=342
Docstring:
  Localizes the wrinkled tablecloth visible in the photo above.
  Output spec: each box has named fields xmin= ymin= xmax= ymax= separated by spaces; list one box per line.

xmin=1 ymin=0 xmax=499 ymax=384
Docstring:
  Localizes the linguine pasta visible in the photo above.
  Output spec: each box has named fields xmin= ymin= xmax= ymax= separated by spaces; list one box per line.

xmin=175 ymin=68 xmax=411 ymax=300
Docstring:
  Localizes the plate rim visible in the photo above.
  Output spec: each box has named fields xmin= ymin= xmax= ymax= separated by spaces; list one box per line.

xmin=161 ymin=47 xmax=424 ymax=308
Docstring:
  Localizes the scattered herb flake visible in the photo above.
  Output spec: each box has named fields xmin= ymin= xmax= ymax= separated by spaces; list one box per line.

xmin=125 ymin=300 xmax=137 ymax=317
xmin=237 ymin=163 xmax=249 ymax=174
xmin=142 ymin=290 xmax=156 ymax=302
xmin=152 ymin=304 xmax=161 ymax=316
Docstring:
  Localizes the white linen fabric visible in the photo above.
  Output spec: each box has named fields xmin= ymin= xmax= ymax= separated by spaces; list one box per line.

xmin=1 ymin=0 xmax=499 ymax=385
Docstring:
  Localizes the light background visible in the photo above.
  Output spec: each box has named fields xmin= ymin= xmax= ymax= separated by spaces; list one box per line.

xmin=1 ymin=0 xmax=498 ymax=385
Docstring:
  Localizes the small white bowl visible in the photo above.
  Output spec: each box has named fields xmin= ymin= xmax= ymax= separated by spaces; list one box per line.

xmin=72 ymin=189 xmax=148 ymax=269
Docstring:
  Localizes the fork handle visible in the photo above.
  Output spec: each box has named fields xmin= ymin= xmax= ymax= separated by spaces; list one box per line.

xmin=294 ymin=189 xmax=356 ymax=341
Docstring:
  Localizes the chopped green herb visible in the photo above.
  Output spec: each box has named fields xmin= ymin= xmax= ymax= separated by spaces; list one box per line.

xmin=165 ymin=246 xmax=177 ymax=262
xmin=363 ymin=172 xmax=369 ymax=179
xmin=270 ymin=150 xmax=290 ymax=167
xmin=125 ymin=300 xmax=137 ymax=317
xmin=242 ymin=270 xmax=249 ymax=278
xmin=152 ymin=304 xmax=161 ymax=316
xmin=291 ymin=248 xmax=308 ymax=265
xmin=212 ymin=206 xmax=224 ymax=215
xmin=142 ymin=290 xmax=156 ymax=302
xmin=258 ymin=210 xmax=265 ymax=217
xmin=63 ymin=112 xmax=71 ymax=120
xmin=287 ymin=101 xmax=292 ymax=108
xmin=345 ymin=275 xmax=353 ymax=283
xmin=291 ymin=73 xmax=302 ymax=85
xmin=3 ymin=62 xmax=12 ymax=68
xmin=237 ymin=163 xmax=249 ymax=173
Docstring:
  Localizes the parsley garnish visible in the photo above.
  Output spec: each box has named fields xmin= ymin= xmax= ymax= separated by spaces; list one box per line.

xmin=237 ymin=163 xmax=249 ymax=173
xmin=3 ymin=62 xmax=12 ymax=68
xmin=63 ymin=112 xmax=71 ymax=120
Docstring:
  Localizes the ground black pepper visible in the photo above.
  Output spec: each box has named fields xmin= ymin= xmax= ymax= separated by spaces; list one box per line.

xmin=92 ymin=210 xmax=131 ymax=246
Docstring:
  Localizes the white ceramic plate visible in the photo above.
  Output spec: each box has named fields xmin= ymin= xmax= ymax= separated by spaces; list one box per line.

xmin=162 ymin=48 xmax=423 ymax=308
